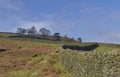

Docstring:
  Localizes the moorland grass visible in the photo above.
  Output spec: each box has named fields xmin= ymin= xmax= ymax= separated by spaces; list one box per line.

xmin=1 ymin=32 xmax=120 ymax=77
xmin=59 ymin=49 xmax=120 ymax=77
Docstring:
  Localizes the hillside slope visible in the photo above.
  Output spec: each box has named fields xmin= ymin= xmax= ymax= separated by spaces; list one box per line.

xmin=0 ymin=33 xmax=72 ymax=77
xmin=60 ymin=43 xmax=120 ymax=77
xmin=0 ymin=32 xmax=120 ymax=77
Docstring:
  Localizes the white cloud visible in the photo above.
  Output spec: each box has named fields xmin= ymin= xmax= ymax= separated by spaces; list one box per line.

xmin=96 ymin=29 xmax=120 ymax=43
xmin=108 ymin=33 xmax=120 ymax=41
xmin=19 ymin=20 xmax=54 ymax=30
xmin=14 ymin=20 xmax=60 ymax=34
xmin=17 ymin=20 xmax=72 ymax=33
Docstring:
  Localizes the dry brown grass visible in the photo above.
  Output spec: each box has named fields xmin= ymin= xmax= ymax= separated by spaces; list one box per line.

xmin=0 ymin=39 xmax=60 ymax=77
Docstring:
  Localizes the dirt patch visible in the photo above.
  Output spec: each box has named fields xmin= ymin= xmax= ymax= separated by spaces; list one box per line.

xmin=0 ymin=39 xmax=60 ymax=77
xmin=41 ymin=66 xmax=58 ymax=77
xmin=0 ymin=57 xmax=27 ymax=72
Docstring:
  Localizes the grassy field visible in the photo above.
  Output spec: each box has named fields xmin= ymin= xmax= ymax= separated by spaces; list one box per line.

xmin=0 ymin=32 xmax=120 ymax=77
xmin=0 ymin=32 xmax=72 ymax=77
xmin=60 ymin=45 xmax=120 ymax=77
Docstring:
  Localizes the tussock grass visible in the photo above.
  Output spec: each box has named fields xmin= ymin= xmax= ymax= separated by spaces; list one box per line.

xmin=59 ymin=49 xmax=120 ymax=77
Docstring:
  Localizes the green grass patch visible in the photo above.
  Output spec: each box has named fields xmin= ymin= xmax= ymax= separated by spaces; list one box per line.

xmin=10 ymin=70 xmax=43 ymax=77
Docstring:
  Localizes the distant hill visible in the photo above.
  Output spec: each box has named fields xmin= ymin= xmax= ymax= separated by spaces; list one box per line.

xmin=0 ymin=32 xmax=76 ymax=42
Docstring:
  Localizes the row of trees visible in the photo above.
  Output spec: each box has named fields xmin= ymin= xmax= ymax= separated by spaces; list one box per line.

xmin=17 ymin=26 xmax=51 ymax=36
xmin=17 ymin=26 xmax=61 ymax=41
xmin=17 ymin=26 xmax=82 ymax=42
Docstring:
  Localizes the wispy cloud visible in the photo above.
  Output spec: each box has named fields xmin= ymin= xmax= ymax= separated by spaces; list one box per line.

xmin=0 ymin=0 xmax=26 ymax=32
xmin=96 ymin=29 xmax=120 ymax=43
xmin=16 ymin=18 xmax=79 ymax=35
xmin=107 ymin=33 xmax=120 ymax=42
xmin=0 ymin=0 xmax=24 ymax=11
xmin=19 ymin=20 xmax=54 ymax=31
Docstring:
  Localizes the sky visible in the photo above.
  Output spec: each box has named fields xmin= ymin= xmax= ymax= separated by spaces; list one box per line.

xmin=1 ymin=0 xmax=120 ymax=43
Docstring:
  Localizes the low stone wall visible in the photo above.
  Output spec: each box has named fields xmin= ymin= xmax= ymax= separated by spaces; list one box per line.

xmin=62 ymin=43 xmax=99 ymax=51
xmin=0 ymin=48 xmax=7 ymax=52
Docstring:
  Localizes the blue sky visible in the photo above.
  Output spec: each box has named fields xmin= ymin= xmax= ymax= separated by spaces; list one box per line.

xmin=0 ymin=0 xmax=120 ymax=43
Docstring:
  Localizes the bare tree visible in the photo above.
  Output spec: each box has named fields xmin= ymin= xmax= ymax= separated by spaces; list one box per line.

xmin=17 ymin=28 xmax=26 ymax=36
xmin=27 ymin=26 xmax=37 ymax=35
